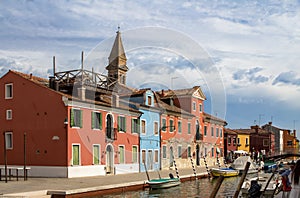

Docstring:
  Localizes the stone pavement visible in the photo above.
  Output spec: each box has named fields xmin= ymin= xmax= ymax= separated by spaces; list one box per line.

xmin=0 ymin=166 xmax=209 ymax=197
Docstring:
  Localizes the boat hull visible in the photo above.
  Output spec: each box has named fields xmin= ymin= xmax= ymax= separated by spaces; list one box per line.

xmin=210 ymin=168 xmax=239 ymax=178
xmin=147 ymin=178 xmax=181 ymax=189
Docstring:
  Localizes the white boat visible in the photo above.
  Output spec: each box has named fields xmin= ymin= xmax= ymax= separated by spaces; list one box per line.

xmin=147 ymin=177 xmax=181 ymax=189
xmin=240 ymin=173 xmax=282 ymax=198
xmin=230 ymin=156 xmax=259 ymax=174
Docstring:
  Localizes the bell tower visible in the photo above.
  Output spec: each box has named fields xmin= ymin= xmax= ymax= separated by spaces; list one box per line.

xmin=106 ymin=27 xmax=128 ymax=86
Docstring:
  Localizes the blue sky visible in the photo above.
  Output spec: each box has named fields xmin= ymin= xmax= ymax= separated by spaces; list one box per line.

xmin=1 ymin=0 xmax=300 ymax=137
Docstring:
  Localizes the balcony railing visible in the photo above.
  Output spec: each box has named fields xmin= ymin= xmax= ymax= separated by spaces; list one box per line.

xmin=195 ymin=131 xmax=203 ymax=142
xmin=106 ymin=127 xmax=117 ymax=142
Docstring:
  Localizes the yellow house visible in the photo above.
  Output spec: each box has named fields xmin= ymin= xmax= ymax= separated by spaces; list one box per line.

xmin=235 ymin=129 xmax=251 ymax=153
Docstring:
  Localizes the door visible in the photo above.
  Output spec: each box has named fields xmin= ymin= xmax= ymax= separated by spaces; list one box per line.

xmin=169 ymin=146 xmax=174 ymax=167
xmin=72 ymin=145 xmax=80 ymax=165
xmin=106 ymin=145 xmax=114 ymax=174
xmin=148 ymin=150 xmax=153 ymax=170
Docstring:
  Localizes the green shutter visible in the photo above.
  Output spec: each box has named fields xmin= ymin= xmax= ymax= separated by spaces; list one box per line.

xmin=80 ymin=110 xmax=83 ymax=128
xmin=137 ymin=119 xmax=140 ymax=134
xmin=91 ymin=112 xmax=95 ymax=129
xmin=118 ymin=116 xmax=121 ymax=131
xmin=70 ymin=109 xmax=75 ymax=127
xmin=124 ymin=117 xmax=126 ymax=132
xmin=99 ymin=113 xmax=102 ymax=130
xmin=131 ymin=119 xmax=134 ymax=133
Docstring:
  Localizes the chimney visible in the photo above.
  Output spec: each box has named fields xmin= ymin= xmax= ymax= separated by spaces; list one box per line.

xmin=29 ymin=73 xmax=33 ymax=80
xmin=78 ymin=86 xmax=86 ymax=101
xmin=268 ymin=121 xmax=272 ymax=126
xmin=161 ymin=89 xmax=165 ymax=96
xmin=112 ymin=93 xmax=119 ymax=107
xmin=251 ymin=125 xmax=259 ymax=133
xmin=293 ymin=129 xmax=296 ymax=138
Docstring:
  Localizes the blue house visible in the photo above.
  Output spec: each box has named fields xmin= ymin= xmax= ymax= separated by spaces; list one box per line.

xmin=121 ymin=88 xmax=161 ymax=172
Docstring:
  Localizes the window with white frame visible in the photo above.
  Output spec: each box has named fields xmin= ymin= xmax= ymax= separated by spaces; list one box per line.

xmin=192 ymin=101 xmax=196 ymax=111
xmin=142 ymin=149 xmax=146 ymax=163
xmin=72 ymin=144 xmax=80 ymax=165
xmin=216 ymin=128 xmax=219 ymax=137
xmin=178 ymin=121 xmax=182 ymax=134
xmin=178 ymin=146 xmax=182 ymax=158
xmin=5 ymin=83 xmax=13 ymax=99
xmin=211 ymin=127 xmax=214 ymax=136
xmin=169 ymin=119 xmax=174 ymax=133
xmin=131 ymin=118 xmax=140 ymax=134
xmin=220 ymin=129 xmax=223 ymax=137
xmin=132 ymin=146 xmax=138 ymax=163
xmin=93 ymin=144 xmax=100 ymax=165
xmin=6 ymin=109 xmax=12 ymax=120
xmin=246 ymin=138 xmax=249 ymax=146
xmin=70 ymin=108 xmax=83 ymax=128
xmin=154 ymin=150 xmax=159 ymax=163
xmin=188 ymin=123 xmax=191 ymax=134
xmin=119 ymin=145 xmax=125 ymax=164
xmin=5 ymin=132 xmax=13 ymax=149
xmin=147 ymin=96 xmax=152 ymax=106
xmin=162 ymin=118 xmax=166 ymax=132
xmin=162 ymin=145 xmax=167 ymax=158
xmin=154 ymin=121 xmax=158 ymax=135
xmin=199 ymin=104 xmax=202 ymax=112
xmin=141 ymin=120 xmax=146 ymax=134
xmin=91 ymin=112 xmax=102 ymax=130
xmin=117 ymin=116 xmax=126 ymax=132
xmin=238 ymin=138 xmax=240 ymax=145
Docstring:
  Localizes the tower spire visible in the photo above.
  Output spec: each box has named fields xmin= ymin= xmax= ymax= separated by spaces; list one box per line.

xmin=106 ymin=28 xmax=128 ymax=86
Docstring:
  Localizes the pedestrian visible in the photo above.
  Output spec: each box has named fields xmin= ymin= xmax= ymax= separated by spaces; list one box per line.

xmin=281 ymin=169 xmax=292 ymax=198
xmin=290 ymin=160 xmax=300 ymax=198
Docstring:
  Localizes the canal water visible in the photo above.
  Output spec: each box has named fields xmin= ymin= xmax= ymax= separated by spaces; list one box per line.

xmin=99 ymin=176 xmax=241 ymax=198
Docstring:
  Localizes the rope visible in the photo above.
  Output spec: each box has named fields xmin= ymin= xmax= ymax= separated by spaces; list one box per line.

xmin=190 ymin=157 xmax=197 ymax=179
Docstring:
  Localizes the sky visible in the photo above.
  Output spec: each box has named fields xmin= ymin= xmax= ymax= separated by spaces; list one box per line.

xmin=1 ymin=0 xmax=300 ymax=137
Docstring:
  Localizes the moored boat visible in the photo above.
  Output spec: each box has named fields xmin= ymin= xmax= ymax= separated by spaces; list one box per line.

xmin=230 ymin=156 xmax=259 ymax=174
xmin=147 ymin=177 xmax=181 ymax=189
xmin=210 ymin=167 xmax=239 ymax=178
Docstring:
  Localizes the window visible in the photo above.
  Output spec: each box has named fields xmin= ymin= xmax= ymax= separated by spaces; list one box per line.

xmin=70 ymin=109 xmax=83 ymax=128
xmin=188 ymin=123 xmax=191 ymax=134
xmin=246 ymin=138 xmax=249 ymax=146
xmin=5 ymin=83 xmax=13 ymax=99
xmin=72 ymin=144 xmax=80 ymax=165
xmin=91 ymin=112 xmax=102 ymax=130
xmin=162 ymin=118 xmax=166 ymax=132
xmin=162 ymin=146 xmax=167 ymax=158
xmin=93 ymin=145 xmax=100 ymax=165
xmin=233 ymin=138 xmax=236 ymax=145
xmin=238 ymin=138 xmax=240 ymax=145
xmin=199 ymin=104 xmax=202 ymax=112
xmin=211 ymin=127 xmax=214 ymax=136
xmin=187 ymin=146 xmax=191 ymax=157
xmin=5 ymin=132 xmax=13 ymax=149
xmin=141 ymin=120 xmax=146 ymax=134
xmin=169 ymin=119 xmax=174 ymax=133
xmin=204 ymin=126 xmax=207 ymax=136
xmin=117 ymin=116 xmax=126 ymax=132
xmin=178 ymin=121 xmax=182 ymax=134
xmin=263 ymin=139 xmax=269 ymax=147
xmin=287 ymin=140 xmax=293 ymax=146
xmin=220 ymin=129 xmax=223 ymax=137
xmin=142 ymin=150 xmax=146 ymax=163
xmin=178 ymin=146 xmax=182 ymax=158
xmin=154 ymin=122 xmax=158 ymax=135
xmin=204 ymin=147 xmax=207 ymax=156
xmin=228 ymin=136 xmax=231 ymax=145
xmin=131 ymin=118 xmax=140 ymax=134
xmin=216 ymin=128 xmax=219 ymax=137
xmin=192 ymin=102 xmax=196 ymax=111
xmin=147 ymin=96 xmax=152 ymax=106
xmin=211 ymin=148 xmax=214 ymax=157
xmin=132 ymin=146 xmax=138 ymax=163
xmin=6 ymin=109 xmax=12 ymax=120
xmin=154 ymin=150 xmax=159 ymax=163
xmin=119 ymin=145 xmax=125 ymax=164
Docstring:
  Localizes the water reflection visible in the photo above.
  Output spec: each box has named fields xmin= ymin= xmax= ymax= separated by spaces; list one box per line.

xmin=99 ymin=176 xmax=241 ymax=198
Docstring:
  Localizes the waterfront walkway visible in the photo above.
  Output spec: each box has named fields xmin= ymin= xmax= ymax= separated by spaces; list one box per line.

xmin=0 ymin=166 xmax=210 ymax=197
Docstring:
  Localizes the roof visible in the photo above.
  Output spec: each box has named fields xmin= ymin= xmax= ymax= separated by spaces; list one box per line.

xmin=157 ymin=86 xmax=206 ymax=100
xmin=203 ymin=112 xmax=227 ymax=126
xmin=224 ymin=128 xmax=238 ymax=135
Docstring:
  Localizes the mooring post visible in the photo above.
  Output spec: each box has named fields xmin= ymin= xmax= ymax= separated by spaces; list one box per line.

xmin=233 ymin=161 xmax=251 ymax=198
xmin=203 ymin=155 xmax=211 ymax=178
xmin=209 ymin=175 xmax=224 ymax=198
xmin=190 ymin=157 xmax=197 ymax=179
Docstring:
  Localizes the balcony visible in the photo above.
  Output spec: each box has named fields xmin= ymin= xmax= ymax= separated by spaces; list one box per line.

xmin=106 ymin=127 xmax=117 ymax=142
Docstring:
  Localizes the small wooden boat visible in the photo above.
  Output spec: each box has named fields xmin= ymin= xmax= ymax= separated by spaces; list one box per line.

xmin=147 ymin=177 xmax=181 ymax=189
xmin=210 ymin=167 xmax=239 ymax=178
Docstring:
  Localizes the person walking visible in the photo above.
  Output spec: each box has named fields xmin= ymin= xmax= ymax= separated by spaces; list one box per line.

xmin=290 ymin=160 xmax=300 ymax=198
